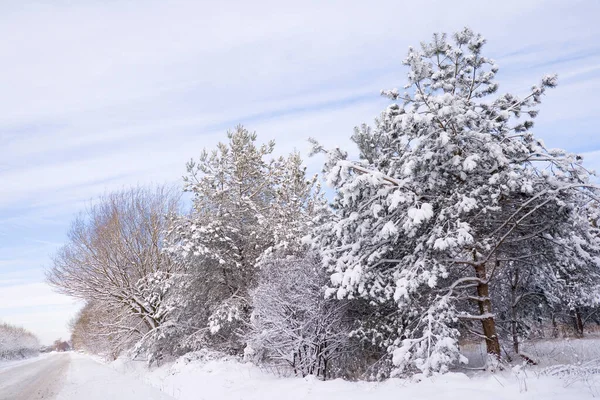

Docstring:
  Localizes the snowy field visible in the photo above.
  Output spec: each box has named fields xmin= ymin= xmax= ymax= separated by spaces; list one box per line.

xmin=106 ymin=338 xmax=600 ymax=400
xmin=462 ymin=336 xmax=600 ymax=369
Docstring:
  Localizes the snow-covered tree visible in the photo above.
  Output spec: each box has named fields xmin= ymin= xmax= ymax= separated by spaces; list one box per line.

xmin=248 ymin=252 xmax=352 ymax=380
xmin=47 ymin=186 xmax=183 ymax=358
xmin=70 ymin=302 xmax=112 ymax=356
xmin=311 ymin=28 xmax=600 ymax=375
xmin=491 ymin=196 xmax=600 ymax=353
xmin=0 ymin=322 xmax=39 ymax=360
xmin=167 ymin=126 xmax=323 ymax=352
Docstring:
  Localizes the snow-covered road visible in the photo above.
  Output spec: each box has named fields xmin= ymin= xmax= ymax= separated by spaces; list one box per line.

xmin=0 ymin=353 xmax=68 ymax=400
xmin=0 ymin=353 xmax=174 ymax=400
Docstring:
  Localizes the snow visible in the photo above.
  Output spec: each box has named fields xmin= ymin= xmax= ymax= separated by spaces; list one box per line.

xmin=5 ymin=344 xmax=597 ymax=400
xmin=406 ymin=203 xmax=434 ymax=226
xmin=0 ymin=351 xmax=52 ymax=372
xmin=105 ymin=349 xmax=600 ymax=400
xmin=56 ymin=353 xmax=174 ymax=400
xmin=463 ymin=154 xmax=480 ymax=171
xmin=379 ymin=220 xmax=398 ymax=238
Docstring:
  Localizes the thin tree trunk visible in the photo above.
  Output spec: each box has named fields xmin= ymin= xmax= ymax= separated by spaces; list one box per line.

xmin=511 ymin=315 xmax=519 ymax=354
xmin=292 ymin=352 xmax=298 ymax=376
xmin=573 ymin=308 xmax=584 ymax=338
xmin=551 ymin=312 xmax=559 ymax=338
xmin=510 ymin=267 xmax=519 ymax=354
xmin=474 ymin=262 xmax=501 ymax=359
xmin=322 ymin=338 xmax=328 ymax=380
xmin=297 ymin=347 xmax=304 ymax=377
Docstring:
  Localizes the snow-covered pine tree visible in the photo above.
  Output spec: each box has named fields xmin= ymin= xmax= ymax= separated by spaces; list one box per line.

xmin=167 ymin=126 xmax=323 ymax=353
xmin=263 ymin=151 xmax=327 ymax=257
xmin=311 ymin=28 xmax=600 ymax=375
xmin=542 ymin=198 xmax=600 ymax=338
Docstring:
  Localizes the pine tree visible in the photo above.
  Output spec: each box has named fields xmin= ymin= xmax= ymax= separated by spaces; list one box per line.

xmin=311 ymin=28 xmax=600 ymax=375
xmin=167 ymin=126 xmax=323 ymax=352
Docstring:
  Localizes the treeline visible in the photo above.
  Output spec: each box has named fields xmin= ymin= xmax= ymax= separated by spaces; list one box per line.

xmin=48 ymin=28 xmax=600 ymax=379
xmin=0 ymin=322 xmax=39 ymax=360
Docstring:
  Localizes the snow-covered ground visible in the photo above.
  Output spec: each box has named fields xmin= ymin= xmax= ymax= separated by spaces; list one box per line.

xmin=108 ymin=341 xmax=600 ymax=400
xmin=0 ymin=352 xmax=174 ymax=400
xmin=56 ymin=353 xmax=173 ymax=400
xmin=462 ymin=336 xmax=600 ymax=368
xmin=3 ymin=341 xmax=600 ymax=400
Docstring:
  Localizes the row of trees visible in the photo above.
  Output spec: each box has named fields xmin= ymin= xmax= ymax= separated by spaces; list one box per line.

xmin=0 ymin=322 xmax=39 ymax=360
xmin=49 ymin=28 xmax=600 ymax=378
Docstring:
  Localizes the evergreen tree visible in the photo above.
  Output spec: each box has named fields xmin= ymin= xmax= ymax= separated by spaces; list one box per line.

xmin=311 ymin=28 xmax=600 ymax=375
xmin=167 ymin=126 xmax=323 ymax=352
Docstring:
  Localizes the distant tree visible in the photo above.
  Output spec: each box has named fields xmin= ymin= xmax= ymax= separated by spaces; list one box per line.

xmin=0 ymin=322 xmax=39 ymax=360
xmin=53 ymin=338 xmax=70 ymax=352
xmin=69 ymin=301 xmax=121 ymax=358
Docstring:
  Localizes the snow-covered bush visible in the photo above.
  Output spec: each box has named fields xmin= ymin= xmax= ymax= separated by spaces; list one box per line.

xmin=0 ymin=322 xmax=39 ymax=360
xmin=248 ymin=252 xmax=353 ymax=379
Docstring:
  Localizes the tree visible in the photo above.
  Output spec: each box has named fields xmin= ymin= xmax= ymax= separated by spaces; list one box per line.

xmin=0 ymin=322 xmax=39 ymax=360
xmin=167 ymin=126 xmax=323 ymax=353
xmin=47 ymin=186 xmax=182 ymax=358
xmin=491 ymin=197 xmax=600 ymax=354
xmin=311 ymin=28 xmax=600 ymax=375
xmin=248 ymin=252 xmax=352 ymax=380
xmin=53 ymin=339 xmax=70 ymax=352
xmin=69 ymin=301 xmax=122 ymax=358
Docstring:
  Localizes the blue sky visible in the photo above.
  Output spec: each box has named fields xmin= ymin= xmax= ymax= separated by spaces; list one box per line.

xmin=1 ymin=0 xmax=599 ymax=344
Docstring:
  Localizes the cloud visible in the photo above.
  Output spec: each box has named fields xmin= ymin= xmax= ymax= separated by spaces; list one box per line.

xmin=0 ymin=303 xmax=82 ymax=345
xmin=0 ymin=282 xmax=75 ymax=310
xmin=0 ymin=282 xmax=81 ymax=344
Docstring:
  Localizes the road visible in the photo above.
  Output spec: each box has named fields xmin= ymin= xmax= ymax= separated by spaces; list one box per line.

xmin=0 ymin=353 xmax=68 ymax=400
xmin=0 ymin=353 xmax=174 ymax=400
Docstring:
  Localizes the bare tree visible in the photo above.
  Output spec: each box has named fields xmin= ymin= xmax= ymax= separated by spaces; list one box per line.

xmin=47 ymin=186 xmax=182 ymax=357
xmin=248 ymin=252 xmax=352 ymax=380
xmin=69 ymin=301 xmax=130 ymax=358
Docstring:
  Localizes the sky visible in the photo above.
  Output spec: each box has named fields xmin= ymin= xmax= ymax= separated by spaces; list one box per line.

xmin=1 ymin=0 xmax=599 ymax=345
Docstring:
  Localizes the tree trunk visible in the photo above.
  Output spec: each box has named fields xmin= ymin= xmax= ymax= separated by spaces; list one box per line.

xmin=510 ymin=267 xmax=519 ymax=354
xmin=292 ymin=352 xmax=298 ymax=376
xmin=551 ymin=312 xmax=559 ymax=338
xmin=511 ymin=316 xmax=519 ymax=354
xmin=474 ymin=263 xmax=501 ymax=359
xmin=573 ymin=308 xmax=584 ymax=338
